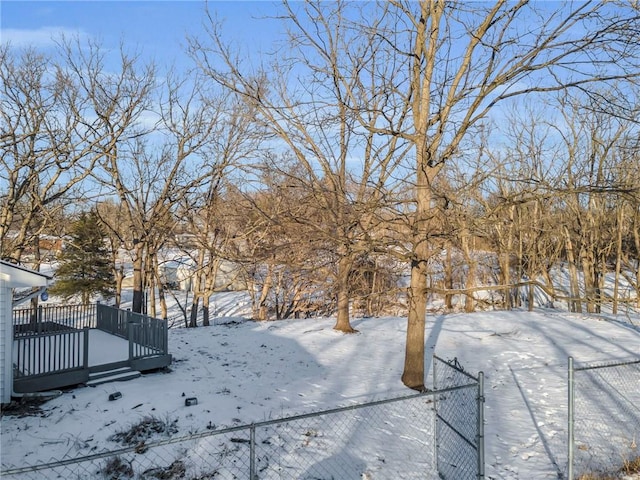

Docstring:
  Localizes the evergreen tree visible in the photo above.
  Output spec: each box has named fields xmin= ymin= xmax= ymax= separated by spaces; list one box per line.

xmin=50 ymin=211 xmax=115 ymax=304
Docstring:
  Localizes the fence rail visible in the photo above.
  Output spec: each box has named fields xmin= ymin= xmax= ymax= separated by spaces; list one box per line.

xmin=129 ymin=316 xmax=168 ymax=358
xmin=14 ymin=328 xmax=89 ymax=378
xmin=13 ymin=304 xmax=96 ymax=336
xmin=96 ymin=304 xmax=168 ymax=356
xmin=567 ymin=356 xmax=640 ymax=479
xmin=95 ymin=304 xmax=128 ymax=338
xmin=1 ymin=356 xmax=483 ymax=479
xmin=427 ymin=280 xmax=640 ymax=316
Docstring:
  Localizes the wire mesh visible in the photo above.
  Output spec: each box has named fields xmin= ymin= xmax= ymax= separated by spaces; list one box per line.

xmin=1 ymin=427 xmax=252 ymax=480
xmin=2 ymin=360 xmax=483 ymax=479
xmin=433 ymin=355 xmax=483 ymax=480
xmin=569 ymin=359 xmax=640 ymax=478
xmin=253 ymin=395 xmax=436 ymax=479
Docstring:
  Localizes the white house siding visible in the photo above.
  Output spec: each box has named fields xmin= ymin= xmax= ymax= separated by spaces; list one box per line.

xmin=1 ymin=279 xmax=11 ymax=404
xmin=0 ymin=261 xmax=51 ymax=404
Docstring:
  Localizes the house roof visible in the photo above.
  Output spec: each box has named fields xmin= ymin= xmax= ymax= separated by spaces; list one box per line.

xmin=0 ymin=260 xmax=52 ymax=288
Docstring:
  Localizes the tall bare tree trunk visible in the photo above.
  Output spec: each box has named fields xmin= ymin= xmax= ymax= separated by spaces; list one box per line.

xmin=402 ymin=147 xmax=434 ymax=391
xmin=132 ymin=241 xmax=145 ymax=314
xmin=461 ymin=231 xmax=476 ymax=313
xmin=158 ymin=284 xmax=168 ymax=320
xmin=115 ymin=265 xmax=124 ymax=308
xmin=613 ymin=208 xmax=624 ymax=315
xmin=148 ymin=272 xmax=156 ymax=318
xmin=202 ymin=268 xmax=218 ymax=327
xmin=334 ymin=256 xmax=356 ymax=333
xmin=202 ymin=294 xmax=211 ymax=327
xmin=632 ymin=217 xmax=640 ymax=309
xmin=444 ymin=247 xmax=453 ymax=311
xmin=563 ymin=226 xmax=582 ymax=313
xmin=255 ymin=265 xmax=273 ymax=321
xmin=581 ymin=245 xmax=597 ymax=314
xmin=147 ymin=251 xmax=157 ymax=317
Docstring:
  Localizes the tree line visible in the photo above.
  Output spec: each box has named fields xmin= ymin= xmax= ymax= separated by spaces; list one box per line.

xmin=2 ymin=1 xmax=639 ymax=390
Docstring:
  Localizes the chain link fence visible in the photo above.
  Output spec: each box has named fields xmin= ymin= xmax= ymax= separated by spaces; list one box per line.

xmin=2 ymin=357 xmax=484 ymax=480
xmin=433 ymin=355 xmax=485 ymax=480
xmin=567 ymin=357 xmax=640 ymax=479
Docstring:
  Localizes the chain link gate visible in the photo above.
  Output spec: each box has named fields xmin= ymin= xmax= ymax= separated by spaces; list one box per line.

xmin=433 ymin=355 xmax=485 ymax=480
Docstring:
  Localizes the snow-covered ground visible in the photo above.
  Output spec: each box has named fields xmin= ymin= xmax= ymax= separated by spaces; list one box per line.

xmin=1 ymin=294 xmax=639 ymax=479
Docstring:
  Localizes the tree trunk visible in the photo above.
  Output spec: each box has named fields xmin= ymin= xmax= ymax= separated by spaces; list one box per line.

xmin=256 ymin=265 xmax=273 ymax=321
xmin=202 ymin=293 xmax=211 ymax=327
xmin=158 ymin=284 xmax=168 ymax=320
xmin=542 ymin=267 xmax=556 ymax=308
xmin=403 ymin=257 xmax=428 ymax=391
xmin=444 ymin=247 xmax=453 ymax=311
xmin=189 ymin=249 xmax=207 ymax=327
xmin=115 ymin=265 xmax=124 ymax=308
xmin=367 ymin=265 xmax=378 ymax=317
xmin=189 ymin=294 xmax=201 ymax=327
xmin=202 ymin=267 xmax=217 ymax=327
xmin=563 ymin=226 xmax=582 ymax=313
xmin=148 ymin=271 xmax=156 ymax=318
xmin=581 ymin=245 xmax=597 ymax=314
xmin=403 ymin=156 xmax=435 ymax=389
xmin=597 ymin=256 xmax=606 ymax=314
xmin=461 ymin=232 xmax=476 ymax=313
xmin=612 ymin=208 xmax=624 ymax=314
xmin=132 ymin=242 xmax=145 ymax=313
xmin=632 ymin=216 xmax=640 ymax=309
xmin=515 ymin=209 xmax=525 ymax=308
xmin=500 ymin=250 xmax=511 ymax=310
xmin=334 ymin=256 xmax=356 ymax=332
xmin=464 ymin=264 xmax=476 ymax=313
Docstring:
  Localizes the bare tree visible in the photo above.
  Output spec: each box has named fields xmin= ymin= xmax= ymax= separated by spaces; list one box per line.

xmin=354 ymin=1 xmax=640 ymax=389
xmin=177 ymin=96 xmax=262 ymax=326
xmin=190 ymin=1 xmax=409 ymax=332
xmin=222 ymin=168 xmax=332 ymax=322
xmin=618 ymin=139 xmax=640 ymax=309
xmin=58 ymin=39 xmax=156 ymax=312
xmin=553 ymin=97 xmax=635 ymax=313
xmin=0 ymin=45 xmax=101 ymax=263
xmin=95 ymin=199 xmax=129 ymax=307
xmin=190 ymin=0 xmax=640 ymax=387
xmin=83 ymin=52 xmax=225 ymax=314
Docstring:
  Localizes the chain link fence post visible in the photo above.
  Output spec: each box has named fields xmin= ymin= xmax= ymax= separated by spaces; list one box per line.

xmin=433 ymin=354 xmax=440 ymax=475
xmin=568 ymin=356 xmax=574 ymax=480
xmin=250 ymin=423 xmax=256 ymax=480
xmin=477 ymin=371 xmax=485 ymax=479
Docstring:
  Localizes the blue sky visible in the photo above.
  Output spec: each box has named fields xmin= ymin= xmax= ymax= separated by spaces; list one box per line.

xmin=1 ymin=1 xmax=281 ymax=67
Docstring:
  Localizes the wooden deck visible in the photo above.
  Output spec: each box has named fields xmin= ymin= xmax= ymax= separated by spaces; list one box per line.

xmin=87 ymin=329 xmax=130 ymax=366
xmin=12 ymin=304 xmax=172 ymax=394
xmin=13 ymin=329 xmax=130 ymax=372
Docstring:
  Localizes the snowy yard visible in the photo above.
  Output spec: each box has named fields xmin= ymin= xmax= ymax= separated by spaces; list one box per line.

xmin=1 ymin=299 xmax=639 ymax=479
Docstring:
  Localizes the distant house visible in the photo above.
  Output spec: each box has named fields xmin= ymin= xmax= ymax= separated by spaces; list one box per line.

xmin=0 ymin=261 xmax=51 ymax=404
xmin=156 ymin=257 xmax=246 ymax=292
xmin=18 ymin=234 xmax=66 ymax=262
xmin=158 ymin=258 xmax=196 ymax=291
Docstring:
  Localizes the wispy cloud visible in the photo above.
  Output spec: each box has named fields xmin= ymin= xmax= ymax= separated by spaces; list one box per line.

xmin=1 ymin=27 xmax=88 ymax=48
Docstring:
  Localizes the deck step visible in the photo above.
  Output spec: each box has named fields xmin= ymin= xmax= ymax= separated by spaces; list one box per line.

xmin=86 ymin=367 xmax=141 ymax=387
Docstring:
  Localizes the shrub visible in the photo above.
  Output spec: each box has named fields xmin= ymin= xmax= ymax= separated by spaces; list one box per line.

xmin=109 ymin=415 xmax=178 ymax=446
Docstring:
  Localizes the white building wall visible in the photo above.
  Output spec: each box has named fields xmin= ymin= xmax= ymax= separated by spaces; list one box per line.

xmin=0 ymin=261 xmax=50 ymax=404
xmin=0 ymin=281 xmax=11 ymax=404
